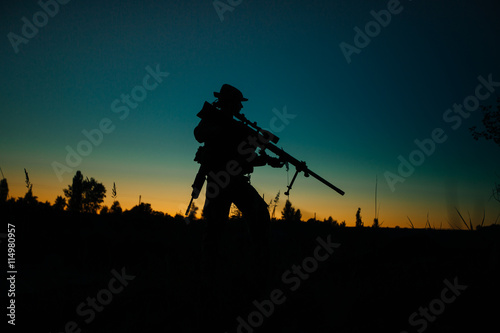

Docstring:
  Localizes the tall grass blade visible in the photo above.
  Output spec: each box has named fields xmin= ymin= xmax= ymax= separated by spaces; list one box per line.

xmin=407 ymin=216 xmax=414 ymax=229
xmin=455 ymin=207 xmax=470 ymax=230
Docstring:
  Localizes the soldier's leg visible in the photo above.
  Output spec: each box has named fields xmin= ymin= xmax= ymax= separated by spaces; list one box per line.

xmin=232 ymin=178 xmax=271 ymax=288
xmin=232 ymin=181 xmax=270 ymax=249
xmin=200 ymin=179 xmax=233 ymax=328
xmin=202 ymin=179 xmax=232 ymax=263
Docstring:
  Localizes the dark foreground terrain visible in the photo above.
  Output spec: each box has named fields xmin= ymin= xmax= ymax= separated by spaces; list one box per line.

xmin=3 ymin=203 xmax=499 ymax=333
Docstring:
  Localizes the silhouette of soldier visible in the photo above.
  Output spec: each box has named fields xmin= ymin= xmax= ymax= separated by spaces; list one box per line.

xmin=194 ymin=84 xmax=283 ymax=291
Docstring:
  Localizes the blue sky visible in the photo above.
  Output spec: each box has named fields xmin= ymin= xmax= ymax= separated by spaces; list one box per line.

xmin=1 ymin=0 xmax=499 ymax=227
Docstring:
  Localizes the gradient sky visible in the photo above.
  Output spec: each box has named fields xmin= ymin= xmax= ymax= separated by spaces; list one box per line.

xmin=1 ymin=0 xmax=499 ymax=227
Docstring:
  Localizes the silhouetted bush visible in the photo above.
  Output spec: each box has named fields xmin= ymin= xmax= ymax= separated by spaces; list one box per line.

xmin=110 ymin=200 xmax=122 ymax=214
xmin=53 ymin=195 xmax=66 ymax=211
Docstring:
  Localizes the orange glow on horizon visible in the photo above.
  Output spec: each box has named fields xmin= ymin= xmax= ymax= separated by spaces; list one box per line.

xmin=4 ymin=167 xmax=499 ymax=230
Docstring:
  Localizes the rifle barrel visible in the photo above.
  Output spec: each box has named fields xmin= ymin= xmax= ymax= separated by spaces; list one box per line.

xmin=265 ymin=142 xmax=345 ymax=196
xmin=306 ymin=168 xmax=345 ymax=196
xmin=234 ymin=112 xmax=344 ymax=196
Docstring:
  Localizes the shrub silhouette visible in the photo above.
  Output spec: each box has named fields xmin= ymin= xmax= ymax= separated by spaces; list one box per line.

xmin=188 ymin=201 xmax=199 ymax=219
xmin=110 ymin=200 xmax=122 ymax=215
xmin=100 ymin=205 xmax=109 ymax=215
xmin=125 ymin=202 xmax=163 ymax=217
xmin=53 ymin=195 xmax=66 ymax=211
xmin=324 ymin=216 xmax=339 ymax=227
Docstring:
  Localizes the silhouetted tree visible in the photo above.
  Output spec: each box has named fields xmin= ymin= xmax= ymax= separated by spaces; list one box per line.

xmin=355 ymin=208 xmax=363 ymax=227
xmin=470 ymin=97 xmax=500 ymax=147
xmin=64 ymin=171 xmax=106 ymax=213
xmin=53 ymin=195 xmax=66 ymax=211
xmin=281 ymin=200 xmax=293 ymax=221
xmin=295 ymin=209 xmax=302 ymax=222
xmin=81 ymin=177 xmax=106 ymax=214
xmin=281 ymin=199 xmax=302 ymax=222
xmin=64 ymin=171 xmax=83 ymax=212
xmin=470 ymin=98 xmax=500 ymax=204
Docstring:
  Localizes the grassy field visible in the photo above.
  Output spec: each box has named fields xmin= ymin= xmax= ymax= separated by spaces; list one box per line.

xmin=3 ymin=202 xmax=499 ymax=333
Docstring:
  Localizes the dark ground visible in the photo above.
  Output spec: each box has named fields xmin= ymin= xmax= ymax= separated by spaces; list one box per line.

xmin=3 ymin=203 xmax=499 ymax=333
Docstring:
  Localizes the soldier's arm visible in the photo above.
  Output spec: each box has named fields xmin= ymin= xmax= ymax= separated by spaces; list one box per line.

xmin=252 ymin=150 xmax=284 ymax=168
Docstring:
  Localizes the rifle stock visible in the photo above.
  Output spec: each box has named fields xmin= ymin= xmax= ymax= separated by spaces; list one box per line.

xmin=186 ymin=164 xmax=206 ymax=216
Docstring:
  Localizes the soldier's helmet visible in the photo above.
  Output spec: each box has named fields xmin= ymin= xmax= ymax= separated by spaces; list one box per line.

xmin=214 ymin=84 xmax=248 ymax=102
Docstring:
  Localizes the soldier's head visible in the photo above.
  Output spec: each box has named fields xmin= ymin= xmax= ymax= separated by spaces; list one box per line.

xmin=214 ymin=84 xmax=248 ymax=114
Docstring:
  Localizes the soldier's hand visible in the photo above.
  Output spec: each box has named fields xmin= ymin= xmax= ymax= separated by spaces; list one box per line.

xmin=268 ymin=157 xmax=285 ymax=168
